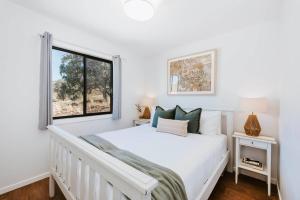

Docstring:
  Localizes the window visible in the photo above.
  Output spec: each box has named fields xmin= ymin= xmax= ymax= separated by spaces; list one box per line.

xmin=52 ymin=47 xmax=113 ymax=119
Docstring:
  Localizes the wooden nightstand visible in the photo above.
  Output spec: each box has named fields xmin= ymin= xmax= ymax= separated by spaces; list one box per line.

xmin=133 ymin=119 xmax=150 ymax=126
xmin=233 ymin=132 xmax=277 ymax=196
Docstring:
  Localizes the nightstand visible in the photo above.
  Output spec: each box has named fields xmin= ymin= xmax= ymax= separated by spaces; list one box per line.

xmin=233 ymin=132 xmax=277 ymax=196
xmin=133 ymin=119 xmax=150 ymax=126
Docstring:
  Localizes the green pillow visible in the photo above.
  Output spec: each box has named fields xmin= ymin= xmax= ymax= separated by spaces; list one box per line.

xmin=175 ymin=105 xmax=202 ymax=133
xmin=152 ymin=106 xmax=176 ymax=128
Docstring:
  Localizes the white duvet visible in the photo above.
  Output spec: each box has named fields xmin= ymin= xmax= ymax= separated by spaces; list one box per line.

xmin=95 ymin=124 xmax=227 ymax=200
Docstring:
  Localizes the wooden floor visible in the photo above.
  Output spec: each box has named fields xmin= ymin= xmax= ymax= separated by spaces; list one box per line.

xmin=209 ymin=173 xmax=278 ymax=200
xmin=0 ymin=173 xmax=278 ymax=200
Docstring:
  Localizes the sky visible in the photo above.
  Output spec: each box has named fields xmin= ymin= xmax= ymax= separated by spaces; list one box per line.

xmin=52 ymin=49 xmax=66 ymax=81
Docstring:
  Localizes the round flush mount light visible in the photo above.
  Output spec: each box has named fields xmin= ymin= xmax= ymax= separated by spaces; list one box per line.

xmin=123 ymin=0 xmax=154 ymax=21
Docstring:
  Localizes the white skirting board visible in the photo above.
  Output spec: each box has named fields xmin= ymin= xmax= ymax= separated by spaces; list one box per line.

xmin=0 ymin=172 xmax=50 ymax=195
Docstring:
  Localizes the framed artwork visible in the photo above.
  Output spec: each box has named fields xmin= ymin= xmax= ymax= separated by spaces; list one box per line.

xmin=167 ymin=49 xmax=216 ymax=95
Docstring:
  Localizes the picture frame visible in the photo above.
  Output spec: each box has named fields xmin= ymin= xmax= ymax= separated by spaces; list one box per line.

xmin=167 ymin=49 xmax=216 ymax=95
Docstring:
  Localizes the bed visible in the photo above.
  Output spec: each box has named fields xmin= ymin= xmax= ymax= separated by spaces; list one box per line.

xmin=48 ymin=110 xmax=233 ymax=200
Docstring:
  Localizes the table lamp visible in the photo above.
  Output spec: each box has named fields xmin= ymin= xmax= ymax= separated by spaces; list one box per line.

xmin=140 ymin=96 xmax=156 ymax=119
xmin=239 ymin=97 xmax=268 ymax=136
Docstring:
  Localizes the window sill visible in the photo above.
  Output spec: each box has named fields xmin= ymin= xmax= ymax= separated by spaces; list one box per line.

xmin=53 ymin=114 xmax=112 ymax=125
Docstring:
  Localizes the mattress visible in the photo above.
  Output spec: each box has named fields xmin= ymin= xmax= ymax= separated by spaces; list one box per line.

xmin=95 ymin=124 xmax=227 ymax=200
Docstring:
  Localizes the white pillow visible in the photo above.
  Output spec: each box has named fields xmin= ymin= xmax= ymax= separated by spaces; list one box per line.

xmin=156 ymin=118 xmax=189 ymax=137
xmin=200 ymin=111 xmax=222 ymax=135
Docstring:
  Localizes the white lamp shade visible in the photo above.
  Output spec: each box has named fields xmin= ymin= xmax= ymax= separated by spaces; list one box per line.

xmin=239 ymin=97 xmax=268 ymax=113
xmin=140 ymin=96 xmax=156 ymax=106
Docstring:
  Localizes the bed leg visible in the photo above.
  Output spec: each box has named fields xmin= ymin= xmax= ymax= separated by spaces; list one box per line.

xmin=49 ymin=175 xmax=55 ymax=198
xmin=221 ymin=169 xmax=226 ymax=177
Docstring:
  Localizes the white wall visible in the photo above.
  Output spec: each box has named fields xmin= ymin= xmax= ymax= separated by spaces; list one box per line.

xmin=279 ymin=0 xmax=300 ymax=199
xmin=145 ymin=21 xmax=281 ymax=181
xmin=0 ymin=0 xmax=145 ymax=191
xmin=1 ymin=0 xmax=299 ymax=197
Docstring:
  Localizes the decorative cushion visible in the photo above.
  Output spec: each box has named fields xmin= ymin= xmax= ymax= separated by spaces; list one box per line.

xmin=150 ymin=106 xmax=156 ymax=125
xmin=175 ymin=105 xmax=202 ymax=133
xmin=156 ymin=118 xmax=189 ymax=137
xmin=152 ymin=106 xmax=176 ymax=128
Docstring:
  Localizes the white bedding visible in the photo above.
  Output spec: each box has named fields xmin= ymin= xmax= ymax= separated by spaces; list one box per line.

xmin=95 ymin=124 xmax=227 ymax=200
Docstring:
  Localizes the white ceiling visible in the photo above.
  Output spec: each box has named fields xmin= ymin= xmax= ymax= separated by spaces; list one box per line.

xmin=9 ymin=0 xmax=281 ymax=55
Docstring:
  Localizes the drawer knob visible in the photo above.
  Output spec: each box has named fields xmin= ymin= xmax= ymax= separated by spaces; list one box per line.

xmin=251 ymin=141 xmax=254 ymax=144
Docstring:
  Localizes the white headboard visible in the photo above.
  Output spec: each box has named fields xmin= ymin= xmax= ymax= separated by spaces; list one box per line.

xmin=220 ymin=111 xmax=234 ymax=172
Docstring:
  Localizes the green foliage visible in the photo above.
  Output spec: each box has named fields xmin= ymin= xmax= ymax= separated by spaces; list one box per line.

xmin=86 ymin=58 xmax=112 ymax=101
xmin=54 ymin=53 xmax=112 ymax=102
xmin=135 ymin=104 xmax=142 ymax=113
xmin=54 ymin=80 xmax=67 ymax=101
xmin=59 ymin=54 xmax=83 ymax=101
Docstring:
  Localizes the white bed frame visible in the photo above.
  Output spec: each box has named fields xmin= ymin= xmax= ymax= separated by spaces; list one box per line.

xmin=48 ymin=111 xmax=233 ymax=200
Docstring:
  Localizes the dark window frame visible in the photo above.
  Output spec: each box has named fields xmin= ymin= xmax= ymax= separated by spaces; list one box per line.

xmin=52 ymin=46 xmax=113 ymax=119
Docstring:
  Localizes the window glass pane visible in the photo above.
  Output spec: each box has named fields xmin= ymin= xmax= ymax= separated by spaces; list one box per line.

xmin=52 ymin=49 xmax=84 ymax=117
xmin=86 ymin=58 xmax=112 ymax=114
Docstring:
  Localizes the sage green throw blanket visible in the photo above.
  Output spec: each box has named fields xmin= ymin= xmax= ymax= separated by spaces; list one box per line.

xmin=81 ymin=135 xmax=188 ymax=200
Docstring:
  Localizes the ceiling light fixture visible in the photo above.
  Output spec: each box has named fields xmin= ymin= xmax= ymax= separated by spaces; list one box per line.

xmin=123 ymin=0 xmax=154 ymax=21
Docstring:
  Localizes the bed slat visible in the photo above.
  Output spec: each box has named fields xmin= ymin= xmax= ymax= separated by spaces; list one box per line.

xmin=93 ymin=172 xmax=100 ymax=200
xmin=76 ymin=157 xmax=82 ymax=199
xmin=66 ymin=150 xmax=72 ymax=190
xmin=113 ymin=187 xmax=122 ymax=200
xmin=81 ymin=162 xmax=90 ymax=200
xmin=62 ymin=147 xmax=67 ymax=183
xmin=100 ymin=176 xmax=108 ymax=200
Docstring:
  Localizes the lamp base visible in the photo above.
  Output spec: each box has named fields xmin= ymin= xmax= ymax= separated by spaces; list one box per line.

xmin=244 ymin=114 xmax=261 ymax=136
xmin=141 ymin=106 xmax=151 ymax=119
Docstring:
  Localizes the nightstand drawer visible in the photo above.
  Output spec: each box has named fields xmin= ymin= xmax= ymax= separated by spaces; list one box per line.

xmin=240 ymin=138 xmax=268 ymax=149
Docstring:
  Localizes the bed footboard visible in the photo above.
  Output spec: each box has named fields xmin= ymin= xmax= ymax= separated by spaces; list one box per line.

xmin=48 ymin=125 xmax=158 ymax=200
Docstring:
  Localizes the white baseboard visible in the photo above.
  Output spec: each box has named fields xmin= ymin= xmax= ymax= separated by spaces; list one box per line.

xmin=0 ymin=172 xmax=50 ymax=195
xmin=277 ymin=183 xmax=282 ymax=200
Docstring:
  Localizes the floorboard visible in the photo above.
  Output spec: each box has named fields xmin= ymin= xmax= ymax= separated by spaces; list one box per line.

xmin=0 ymin=172 xmax=278 ymax=200
xmin=209 ymin=173 xmax=279 ymax=200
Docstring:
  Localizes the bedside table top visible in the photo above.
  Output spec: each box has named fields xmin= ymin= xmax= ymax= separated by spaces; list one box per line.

xmin=233 ymin=132 xmax=277 ymax=144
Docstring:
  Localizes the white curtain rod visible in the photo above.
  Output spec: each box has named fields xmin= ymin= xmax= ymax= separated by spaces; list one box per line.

xmin=39 ymin=34 xmax=124 ymax=60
